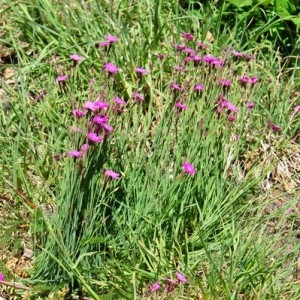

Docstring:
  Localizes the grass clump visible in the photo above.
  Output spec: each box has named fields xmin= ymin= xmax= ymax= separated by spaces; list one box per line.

xmin=0 ymin=0 xmax=299 ymax=299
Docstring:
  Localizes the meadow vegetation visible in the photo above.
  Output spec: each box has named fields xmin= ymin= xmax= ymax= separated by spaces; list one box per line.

xmin=0 ymin=0 xmax=299 ymax=299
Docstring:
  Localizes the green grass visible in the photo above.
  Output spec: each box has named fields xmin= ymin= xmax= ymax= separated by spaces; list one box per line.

xmin=0 ymin=0 xmax=299 ymax=299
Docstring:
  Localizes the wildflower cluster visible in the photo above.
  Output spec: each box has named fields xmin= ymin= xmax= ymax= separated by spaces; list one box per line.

xmin=45 ymin=29 xmax=300 ymax=294
xmin=150 ymin=272 xmax=188 ymax=295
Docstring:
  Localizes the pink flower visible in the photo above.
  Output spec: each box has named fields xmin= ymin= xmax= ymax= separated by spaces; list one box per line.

xmin=80 ymin=144 xmax=90 ymax=153
xmin=228 ymin=115 xmax=236 ymax=122
xmin=175 ymin=272 xmax=188 ymax=283
xmin=182 ymin=47 xmax=195 ymax=55
xmin=170 ymin=83 xmax=181 ymax=90
xmin=87 ymin=132 xmax=103 ymax=143
xmin=184 ymin=57 xmax=192 ymax=65
xmin=94 ymin=101 xmax=109 ymax=110
xmin=105 ymin=35 xmax=120 ymax=44
xmin=72 ymin=109 xmax=85 ymax=118
xmin=84 ymin=101 xmax=97 ymax=111
xmin=68 ymin=150 xmax=82 ymax=158
xmin=202 ymin=55 xmax=224 ymax=68
xmin=194 ymin=84 xmax=204 ymax=91
xmin=174 ymin=65 xmax=186 ymax=72
xmin=183 ymin=162 xmax=196 ymax=175
xmin=53 ymin=154 xmax=60 ymax=161
xmin=239 ymin=76 xmax=249 ymax=85
xmin=250 ymin=77 xmax=259 ymax=85
xmin=93 ymin=115 xmax=109 ymax=124
xmin=113 ymin=96 xmax=126 ymax=105
xmin=104 ymin=62 xmax=119 ymax=74
xmin=181 ymin=32 xmax=194 ymax=40
xmin=165 ymin=277 xmax=177 ymax=292
xmin=133 ymin=92 xmax=144 ymax=101
xmin=0 ymin=273 xmax=4 ymax=282
xmin=232 ymin=50 xmax=254 ymax=60
xmin=270 ymin=123 xmax=281 ymax=132
xmin=135 ymin=67 xmax=148 ymax=75
xmin=190 ymin=55 xmax=202 ymax=63
xmin=247 ymin=101 xmax=255 ymax=109
xmin=226 ymin=101 xmax=239 ymax=113
xmin=101 ymin=123 xmax=114 ymax=132
xmin=150 ymin=282 xmax=160 ymax=293
xmin=294 ymin=105 xmax=300 ymax=113
xmin=197 ymin=42 xmax=206 ymax=49
xmin=220 ymin=79 xmax=231 ymax=87
xmin=156 ymin=53 xmax=166 ymax=60
xmin=175 ymin=102 xmax=187 ymax=110
xmin=105 ymin=169 xmax=120 ymax=180
xmin=98 ymin=41 xmax=110 ymax=47
xmin=70 ymin=54 xmax=84 ymax=62
xmin=232 ymin=50 xmax=243 ymax=57
xmin=56 ymin=75 xmax=68 ymax=82
xmin=174 ymin=44 xmax=186 ymax=52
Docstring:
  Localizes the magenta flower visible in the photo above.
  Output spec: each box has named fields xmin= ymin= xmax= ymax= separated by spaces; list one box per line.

xmin=105 ymin=169 xmax=120 ymax=180
xmin=228 ymin=115 xmax=236 ymax=122
xmin=56 ymin=75 xmax=68 ymax=82
xmin=0 ymin=273 xmax=4 ymax=282
xmin=294 ymin=105 xmax=300 ymax=113
xmin=68 ymin=150 xmax=82 ymax=158
xmin=250 ymin=76 xmax=259 ymax=85
xmin=53 ymin=154 xmax=60 ymax=161
xmin=202 ymin=55 xmax=224 ymax=68
xmin=194 ymin=84 xmax=204 ymax=91
xmin=175 ymin=272 xmax=188 ymax=283
xmin=174 ymin=44 xmax=186 ymax=52
xmin=93 ymin=115 xmax=109 ymax=124
xmin=70 ymin=54 xmax=84 ymax=62
xmin=135 ymin=67 xmax=148 ymax=75
xmin=87 ymin=132 xmax=103 ymax=143
xmin=104 ymin=62 xmax=119 ymax=74
xmin=270 ymin=123 xmax=281 ymax=132
xmin=94 ymin=101 xmax=109 ymax=110
xmin=133 ymin=91 xmax=144 ymax=101
xmin=165 ymin=277 xmax=177 ymax=292
xmin=183 ymin=47 xmax=195 ymax=55
xmin=80 ymin=144 xmax=90 ymax=153
xmin=183 ymin=162 xmax=196 ymax=175
xmin=232 ymin=50 xmax=254 ymax=60
xmin=84 ymin=101 xmax=97 ymax=111
xmin=98 ymin=41 xmax=110 ymax=47
xmin=247 ymin=101 xmax=255 ymax=109
xmin=202 ymin=54 xmax=215 ymax=64
xmin=165 ymin=277 xmax=177 ymax=285
xmin=232 ymin=50 xmax=243 ymax=57
xmin=190 ymin=55 xmax=202 ymax=62
xmin=156 ymin=53 xmax=166 ymax=60
xmin=101 ymin=123 xmax=114 ymax=132
xmin=211 ymin=59 xmax=224 ymax=68
xmin=197 ymin=42 xmax=206 ymax=49
xmin=174 ymin=65 xmax=186 ymax=72
xmin=150 ymin=282 xmax=160 ymax=293
xmin=105 ymin=35 xmax=120 ymax=44
xmin=226 ymin=101 xmax=239 ymax=113
xmin=220 ymin=79 xmax=231 ymax=87
xmin=72 ymin=109 xmax=85 ymax=118
xmin=170 ymin=83 xmax=181 ymax=91
xmin=181 ymin=32 xmax=194 ymax=40
xmin=239 ymin=76 xmax=249 ymax=85
xmin=113 ymin=96 xmax=126 ymax=105
xmin=175 ymin=102 xmax=187 ymax=110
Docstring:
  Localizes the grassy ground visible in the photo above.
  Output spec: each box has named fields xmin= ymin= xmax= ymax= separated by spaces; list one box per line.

xmin=0 ymin=0 xmax=300 ymax=299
